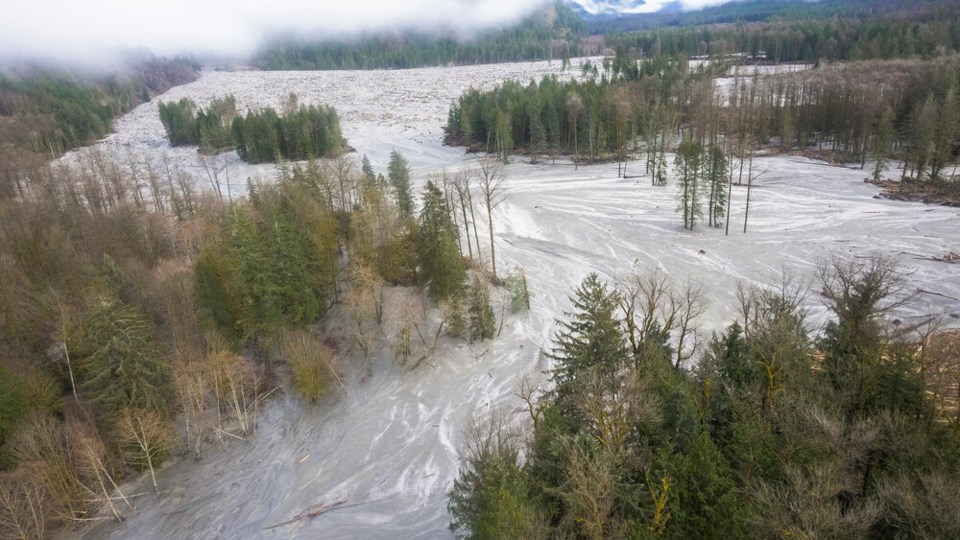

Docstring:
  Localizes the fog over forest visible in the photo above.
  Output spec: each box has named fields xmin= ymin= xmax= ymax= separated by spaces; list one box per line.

xmin=0 ymin=0 xmax=744 ymax=62
xmin=1 ymin=0 xmax=553 ymax=61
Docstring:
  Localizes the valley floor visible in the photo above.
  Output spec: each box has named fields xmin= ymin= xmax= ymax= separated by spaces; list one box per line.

xmin=72 ymin=60 xmax=960 ymax=539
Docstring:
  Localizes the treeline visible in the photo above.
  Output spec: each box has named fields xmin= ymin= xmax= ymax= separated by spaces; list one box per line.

xmin=449 ymin=264 xmax=960 ymax=538
xmin=448 ymin=54 xmax=960 ymax=226
xmin=0 ymin=58 xmax=197 ymax=153
xmin=0 ymin=58 xmax=197 ymax=200
xmin=604 ymin=6 xmax=960 ymax=64
xmin=253 ymin=2 xmax=583 ymax=70
xmin=157 ymin=94 xmax=345 ymax=163
xmin=587 ymin=0 xmax=953 ymax=34
xmin=0 ymin=142 xmax=524 ymax=536
xmin=445 ymin=55 xmax=719 ymax=168
xmin=252 ymin=1 xmax=960 ymax=72
xmin=766 ymin=59 xmax=960 ymax=185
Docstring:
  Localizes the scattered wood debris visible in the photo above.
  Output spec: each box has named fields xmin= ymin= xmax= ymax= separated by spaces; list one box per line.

xmin=867 ymin=179 xmax=960 ymax=208
xmin=911 ymin=252 xmax=960 ymax=264
xmin=263 ymin=500 xmax=347 ymax=530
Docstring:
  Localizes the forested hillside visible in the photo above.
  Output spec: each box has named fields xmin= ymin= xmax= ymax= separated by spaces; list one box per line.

xmin=254 ymin=2 xmax=584 ymax=70
xmin=604 ymin=8 xmax=960 ymax=63
xmin=254 ymin=0 xmax=960 ymax=72
xmin=582 ymin=0 xmax=955 ymax=33
xmin=0 ymin=59 xmax=197 ymax=153
xmin=0 ymin=58 xmax=197 ymax=199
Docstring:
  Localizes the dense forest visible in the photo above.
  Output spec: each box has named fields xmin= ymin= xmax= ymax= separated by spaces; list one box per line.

xmin=253 ymin=1 xmax=960 ymax=72
xmin=0 ymin=58 xmax=197 ymax=200
xmin=157 ymin=94 xmax=345 ymax=163
xmin=449 ymin=267 xmax=960 ymax=538
xmin=253 ymin=2 xmax=584 ymax=70
xmin=583 ymin=0 xmax=956 ymax=33
xmin=605 ymin=9 xmax=960 ymax=64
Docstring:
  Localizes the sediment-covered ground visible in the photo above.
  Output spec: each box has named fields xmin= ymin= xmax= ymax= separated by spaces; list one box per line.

xmin=73 ymin=59 xmax=960 ymax=539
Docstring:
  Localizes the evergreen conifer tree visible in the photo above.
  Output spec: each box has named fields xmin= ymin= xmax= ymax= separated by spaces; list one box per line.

xmin=389 ymin=150 xmax=414 ymax=217
xmin=676 ymin=138 xmax=703 ymax=230
xmin=79 ymin=291 xmax=170 ymax=417
xmin=417 ymin=181 xmax=465 ymax=299
xmin=705 ymin=144 xmax=727 ymax=227
xmin=361 ymin=155 xmax=376 ymax=183
xmin=446 ymin=291 xmax=468 ymax=338
xmin=548 ymin=274 xmax=629 ymax=419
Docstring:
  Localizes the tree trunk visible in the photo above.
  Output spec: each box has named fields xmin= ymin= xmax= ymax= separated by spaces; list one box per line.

xmin=458 ymin=191 xmax=473 ymax=259
xmin=487 ymin=203 xmax=497 ymax=281
xmin=743 ymin=153 xmax=754 ymax=234
xmin=466 ymin=188 xmax=482 ymax=265
xmin=725 ymin=149 xmax=735 ymax=236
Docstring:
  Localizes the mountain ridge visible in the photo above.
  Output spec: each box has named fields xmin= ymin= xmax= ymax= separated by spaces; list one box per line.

xmin=565 ymin=0 xmax=683 ymax=18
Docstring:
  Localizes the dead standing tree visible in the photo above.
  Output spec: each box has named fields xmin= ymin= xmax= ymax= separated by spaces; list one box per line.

xmin=198 ymin=153 xmax=225 ymax=202
xmin=454 ymin=169 xmax=482 ymax=264
xmin=475 ymin=159 xmax=507 ymax=282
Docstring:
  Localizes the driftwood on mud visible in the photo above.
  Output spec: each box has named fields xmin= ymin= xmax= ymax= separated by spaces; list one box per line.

xmin=868 ymin=178 xmax=960 ymax=208
xmin=263 ymin=500 xmax=348 ymax=530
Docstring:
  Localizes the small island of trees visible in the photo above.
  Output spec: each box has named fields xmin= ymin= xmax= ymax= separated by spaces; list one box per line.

xmin=158 ymin=93 xmax=345 ymax=163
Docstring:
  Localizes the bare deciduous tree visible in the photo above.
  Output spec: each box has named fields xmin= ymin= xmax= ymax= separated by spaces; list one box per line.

xmin=475 ymin=159 xmax=507 ymax=281
xmin=617 ymin=271 xmax=706 ymax=368
xmin=281 ymin=330 xmax=343 ymax=402
xmin=115 ymin=408 xmax=172 ymax=493
xmin=173 ymin=359 xmax=209 ymax=459
xmin=920 ymin=326 xmax=960 ymax=432
xmin=453 ymin=170 xmax=478 ymax=261
xmin=575 ymin=369 xmax=660 ymax=454
xmin=556 ymin=440 xmax=623 ymax=539
xmin=208 ymin=350 xmax=262 ymax=438
xmin=0 ymin=463 xmax=54 ymax=540
xmin=516 ymin=376 xmax=547 ymax=434
xmin=69 ymin=421 xmax=132 ymax=522
xmin=197 ymin=153 xmax=224 ymax=201
xmin=325 ymin=155 xmax=358 ymax=213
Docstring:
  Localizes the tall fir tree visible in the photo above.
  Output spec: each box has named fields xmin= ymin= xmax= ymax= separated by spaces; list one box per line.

xmin=79 ymin=290 xmax=170 ymax=417
xmin=676 ymin=138 xmax=704 ymax=230
xmin=548 ymin=273 xmax=629 ymax=422
xmin=361 ymin=154 xmax=376 ymax=183
xmin=389 ymin=150 xmax=414 ymax=218
xmin=417 ymin=181 xmax=465 ymax=299
xmin=705 ymin=144 xmax=727 ymax=228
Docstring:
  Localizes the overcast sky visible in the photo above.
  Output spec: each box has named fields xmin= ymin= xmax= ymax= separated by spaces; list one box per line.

xmin=0 ymin=0 xmax=737 ymax=63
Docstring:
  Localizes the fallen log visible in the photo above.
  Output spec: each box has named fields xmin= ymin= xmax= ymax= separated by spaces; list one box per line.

xmin=263 ymin=500 xmax=347 ymax=530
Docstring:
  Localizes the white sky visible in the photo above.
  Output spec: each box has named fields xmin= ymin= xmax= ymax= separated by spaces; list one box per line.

xmin=0 ymin=0 xmax=739 ymax=63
